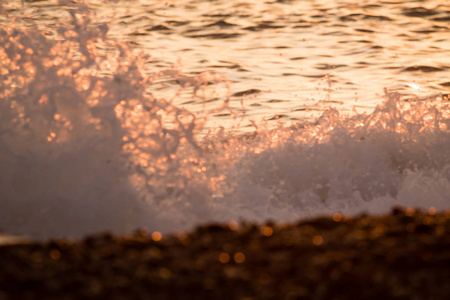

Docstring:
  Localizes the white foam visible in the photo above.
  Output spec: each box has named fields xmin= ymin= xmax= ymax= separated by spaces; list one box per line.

xmin=0 ymin=3 xmax=448 ymax=239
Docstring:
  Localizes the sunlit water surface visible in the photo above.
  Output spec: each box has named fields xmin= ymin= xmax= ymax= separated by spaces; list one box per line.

xmin=0 ymin=0 xmax=449 ymax=239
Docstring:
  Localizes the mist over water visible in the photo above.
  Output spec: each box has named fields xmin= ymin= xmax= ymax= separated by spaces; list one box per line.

xmin=0 ymin=1 xmax=449 ymax=239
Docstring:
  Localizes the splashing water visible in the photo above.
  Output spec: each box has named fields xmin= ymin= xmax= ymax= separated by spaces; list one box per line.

xmin=0 ymin=3 xmax=449 ymax=239
xmin=0 ymin=2 xmax=227 ymax=238
xmin=212 ymin=91 xmax=450 ymax=222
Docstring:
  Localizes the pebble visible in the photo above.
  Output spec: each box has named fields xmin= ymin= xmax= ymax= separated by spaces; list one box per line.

xmin=0 ymin=207 xmax=449 ymax=299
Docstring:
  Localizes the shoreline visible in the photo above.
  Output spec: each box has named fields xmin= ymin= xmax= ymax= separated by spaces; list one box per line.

xmin=1 ymin=207 xmax=449 ymax=299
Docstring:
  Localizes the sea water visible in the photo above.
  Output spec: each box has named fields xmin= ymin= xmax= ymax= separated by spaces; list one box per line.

xmin=0 ymin=0 xmax=449 ymax=239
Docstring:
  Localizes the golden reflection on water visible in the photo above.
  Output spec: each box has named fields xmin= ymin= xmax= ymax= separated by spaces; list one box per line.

xmin=4 ymin=0 xmax=449 ymax=133
xmin=4 ymin=0 xmax=450 ymax=249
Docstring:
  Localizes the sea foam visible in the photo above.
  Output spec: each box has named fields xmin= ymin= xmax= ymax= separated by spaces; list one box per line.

xmin=0 ymin=2 xmax=449 ymax=239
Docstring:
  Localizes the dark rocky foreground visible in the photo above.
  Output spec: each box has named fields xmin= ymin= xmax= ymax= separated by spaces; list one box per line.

xmin=1 ymin=207 xmax=449 ymax=300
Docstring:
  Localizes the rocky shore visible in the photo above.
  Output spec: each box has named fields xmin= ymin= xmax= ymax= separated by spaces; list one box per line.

xmin=1 ymin=207 xmax=449 ymax=300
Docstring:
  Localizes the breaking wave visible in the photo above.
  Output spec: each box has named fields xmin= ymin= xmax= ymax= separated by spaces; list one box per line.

xmin=0 ymin=2 xmax=449 ymax=239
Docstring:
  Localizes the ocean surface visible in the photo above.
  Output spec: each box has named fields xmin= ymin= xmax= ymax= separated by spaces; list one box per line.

xmin=0 ymin=0 xmax=449 ymax=239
